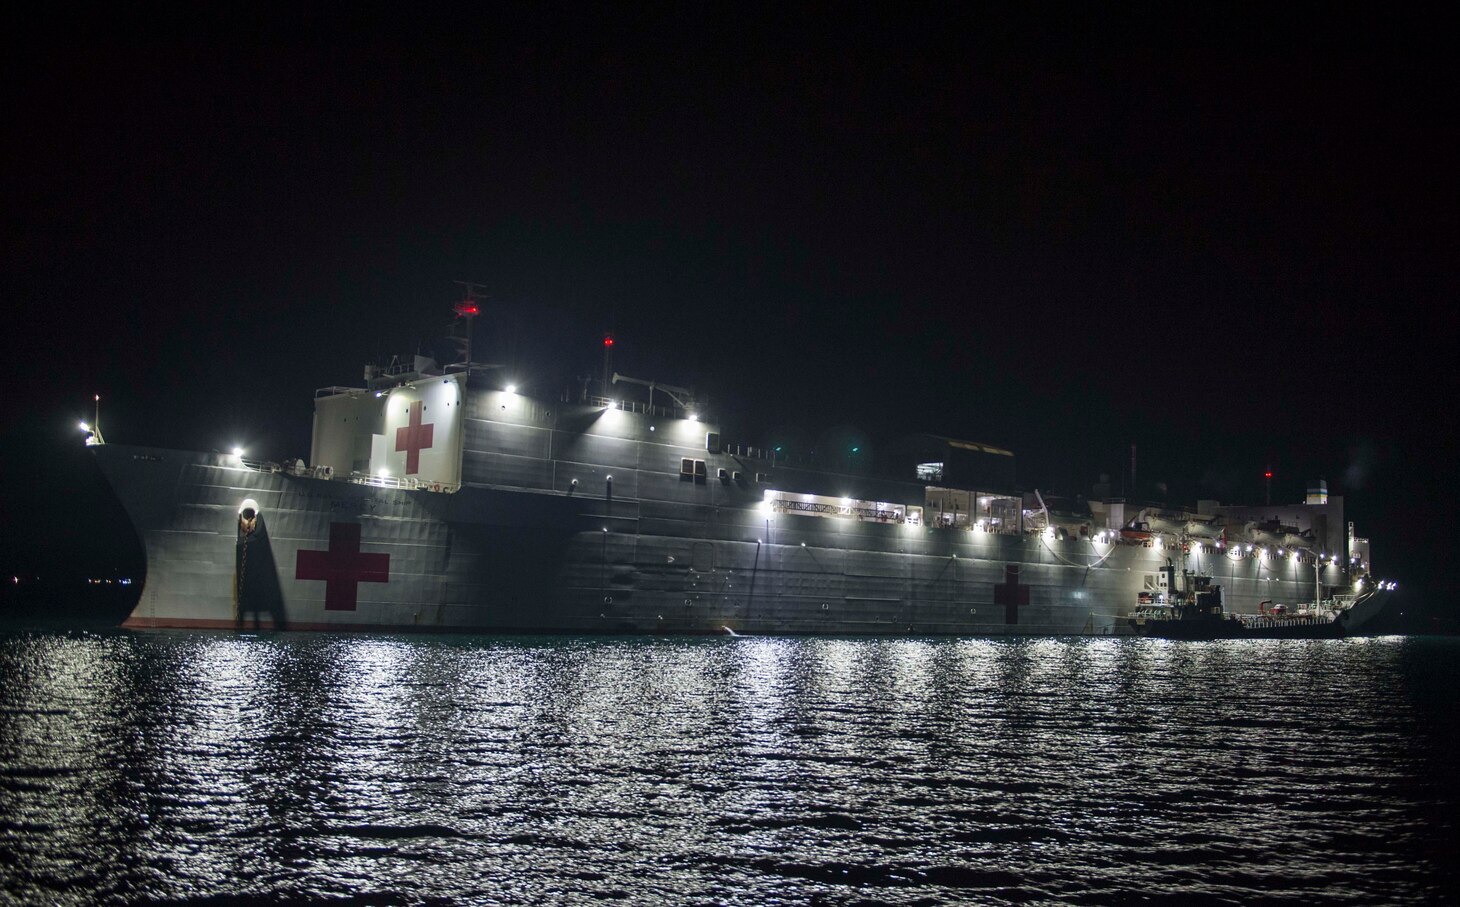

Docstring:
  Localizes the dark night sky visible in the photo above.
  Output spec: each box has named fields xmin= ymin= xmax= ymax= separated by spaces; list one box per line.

xmin=2 ymin=10 xmax=1455 ymax=603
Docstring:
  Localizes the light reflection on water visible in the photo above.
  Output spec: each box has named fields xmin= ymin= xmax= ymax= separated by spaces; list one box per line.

xmin=1 ymin=632 xmax=1456 ymax=904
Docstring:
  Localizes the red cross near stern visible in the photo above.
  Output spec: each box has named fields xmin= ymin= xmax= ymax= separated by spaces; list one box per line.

xmin=993 ymin=564 xmax=1030 ymax=625
xmin=394 ymin=400 xmax=434 ymax=475
xmin=295 ymin=522 xmax=390 ymax=611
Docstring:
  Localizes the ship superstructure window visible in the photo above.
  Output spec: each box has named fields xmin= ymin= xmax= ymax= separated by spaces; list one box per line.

xmin=1141 ymin=572 xmax=1170 ymax=603
xmin=925 ymin=487 xmax=1020 ymax=532
xmin=916 ymin=461 xmax=945 ymax=483
xmin=764 ymin=490 xmax=910 ymax=523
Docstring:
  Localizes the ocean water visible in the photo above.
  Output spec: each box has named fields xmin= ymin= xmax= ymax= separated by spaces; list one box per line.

xmin=1 ymin=631 xmax=1456 ymax=905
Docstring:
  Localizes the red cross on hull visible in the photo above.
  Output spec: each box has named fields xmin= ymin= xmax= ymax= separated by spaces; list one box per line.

xmin=295 ymin=522 xmax=390 ymax=611
xmin=394 ymin=400 xmax=434 ymax=475
xmin=993 ymin=564 xmax=1030 ymax=625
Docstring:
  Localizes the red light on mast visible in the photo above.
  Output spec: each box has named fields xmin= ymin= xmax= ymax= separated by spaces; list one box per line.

xmin=1264 ymin=471 xmax=1273 ymax=479
xmin=603 ymin=335 xmax=614 ymax=348
xmin=454 ymin=302 xmax=479 ymax=316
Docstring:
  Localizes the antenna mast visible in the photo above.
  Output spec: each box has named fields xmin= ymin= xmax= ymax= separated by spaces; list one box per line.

xmin=84 ymin=394 xmax=105 ymax=446
xmin=451 ymin=281 xmax=486 ymax=372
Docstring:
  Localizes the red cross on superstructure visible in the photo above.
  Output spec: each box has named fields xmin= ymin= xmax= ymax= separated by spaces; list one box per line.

xmin=394 ymin=400 xmax=434 ymax=475
xmin=993 ymin=564 xmax=1029 ymax=625
xmin=295 ymin=522 xmax=390 ymax=611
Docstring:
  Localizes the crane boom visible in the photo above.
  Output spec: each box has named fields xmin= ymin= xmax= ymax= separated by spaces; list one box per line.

xmin=611 ymin=372 xmax=695 ymax=410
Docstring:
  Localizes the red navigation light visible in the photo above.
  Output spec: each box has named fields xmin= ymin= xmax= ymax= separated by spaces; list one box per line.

xmin=455 ymin=302 xmax=480 ymax=316
xmin=603 ymin=336 xmax=614 ymax=348
xmin=1264 ymin=471 xmax=1273 ymax=479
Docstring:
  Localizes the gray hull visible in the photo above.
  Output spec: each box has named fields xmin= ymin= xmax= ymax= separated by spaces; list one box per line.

xmin=92 ymin=443 xmax=1390 ymax=635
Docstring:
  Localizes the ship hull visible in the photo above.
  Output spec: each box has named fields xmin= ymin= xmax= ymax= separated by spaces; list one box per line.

xmin=93 ymin=444 xmax=1395 ymax=636
xmin=1139 ymin=618 xmax=1347 ymax=640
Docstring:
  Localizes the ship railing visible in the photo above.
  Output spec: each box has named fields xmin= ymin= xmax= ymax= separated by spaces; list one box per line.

xmin=719 ymin=442 xmax=820 ymax=468
xmin=223 ymin=455 xmax=457 ymax=493
xmin=225 ymin=455 xmax=314 ymax=476
xmin=1237 ymin=613 xmax=1336 ymax=629
xmin=346 ymin=472 xmax=459 ymax=493
xmin=315 ymin=385 xmax=368 ymax=398
xmin=724 ymin=443 xmax=767 ymax=462
xmin=230 ymin=456 xmax=331 ymax=481
xmin=927 ymin=519 xmax=1020 ymax=536
xmin=773 ymin=499 xmax=906 ymax=523
xmin=589 ymin=396 xmax=686 ymax=419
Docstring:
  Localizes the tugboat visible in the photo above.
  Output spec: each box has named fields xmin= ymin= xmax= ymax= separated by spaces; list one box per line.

xmin=1133 ymin=558 xmax=1349 ymax=639
xmin=1131 ymin=560 xmax=1242 ymax=639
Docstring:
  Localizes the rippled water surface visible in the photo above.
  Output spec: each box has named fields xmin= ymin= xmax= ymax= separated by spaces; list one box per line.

xmin=2 ymin=631 xmax=1457 ymax=905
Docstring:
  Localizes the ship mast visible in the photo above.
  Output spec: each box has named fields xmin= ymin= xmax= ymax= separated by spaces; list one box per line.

xmin=451 ymin=282 xmax=485 ymax=372
xmin=80 ymin=394 xmax=105 ymax=446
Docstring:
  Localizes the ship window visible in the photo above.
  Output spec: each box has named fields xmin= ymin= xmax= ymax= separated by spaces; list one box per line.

xmin=916 ymin=461 xmax=945 ymax=483
xmin=680 ymin=458 xmax=694 ymax=476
